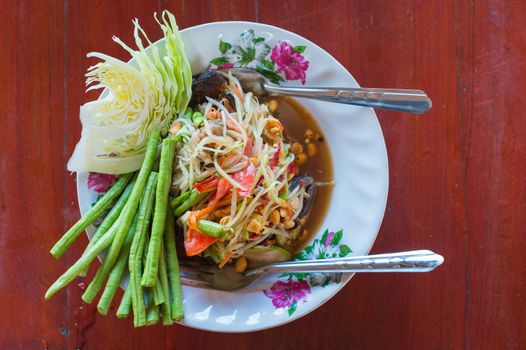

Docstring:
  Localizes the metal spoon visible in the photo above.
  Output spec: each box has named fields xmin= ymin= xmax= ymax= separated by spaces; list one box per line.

xmin=219 ymin=68 xmax=432 ymax=114
xmin=179 ymin=250 xmax=444 ymax=291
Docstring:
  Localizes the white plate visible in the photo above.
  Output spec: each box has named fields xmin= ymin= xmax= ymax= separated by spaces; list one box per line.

xmin=76 ymin=21 xmax=388 ymax=332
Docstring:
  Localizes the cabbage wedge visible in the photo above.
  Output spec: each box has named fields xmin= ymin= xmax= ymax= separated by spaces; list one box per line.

xmin=68 ymin=11 xmax=191 ymax=174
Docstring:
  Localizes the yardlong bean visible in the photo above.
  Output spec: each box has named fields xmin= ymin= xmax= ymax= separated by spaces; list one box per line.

xmin=129 ymin=172 xmax=158 ymax=327
xmin=159 ymin=241 xmax=172 ymax=325
xmin=79 ymin=179 xmax=136 ymax=276
xmin=45 ymin=218 xmax=120 ymax=300
xmin=116 ymin=282 xmax=132 ymax=319
xmin=50 ymin=173 xmax=132 ymax=259
xmin=97 ymin=214 xmax=138 ymax=315
xmin=82 ymin=131 xmax=161 ymax=303
xmin=142 ymin=138 xmax=178 ymax=287
xmin=146 ymin=288 xmax=159 ymax=326
xmin=164 ymin=208 xmax=184 ymax=320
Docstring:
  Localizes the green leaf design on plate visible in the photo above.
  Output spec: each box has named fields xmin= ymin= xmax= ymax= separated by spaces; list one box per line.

xmin=293 ymin=45 xmax=306 ymax=54
xmin=239 ymin=47 xmax=256 ymax=65
xmin=280 ymin=272 xmax=309 ymax=280
xmin=261 ymin=59 xmax=275 ymax=70
xmin=255 ymin=66 xmax=284 ymax=85
xmin=288 ymin=301 xmax=297 ymax=316
xmin=331 ymin=229 xmax=343 ymax=246
xmin=339 ymin=244 xmax=352 ymax=257
xmin=320 ymin=229 xmax=329 ymax=244
xmin=219 ymin=39 xmax=232 ymax=54
xmin=210 ymin=56 xmax=230 ymax=66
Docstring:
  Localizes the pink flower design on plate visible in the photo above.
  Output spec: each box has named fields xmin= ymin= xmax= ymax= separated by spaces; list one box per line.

xmin=88 ymin=172 xmax=117 ymax=193
xmin=217 ymin=62 xmax=234 ymax=70
xmin=270 ymin=41 xmax=309 ymax=84
xmin=263 ymin=278 xmax=311 ymax=308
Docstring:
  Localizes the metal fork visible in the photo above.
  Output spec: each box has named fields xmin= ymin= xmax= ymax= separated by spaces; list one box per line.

xmin=179 ymin=250 xmax=444 ymax=291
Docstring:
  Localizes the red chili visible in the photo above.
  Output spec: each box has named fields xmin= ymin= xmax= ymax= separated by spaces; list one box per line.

xmin=193 ymin=174 xmax=219 ymax=193
xmin=270 ymin=142 xmax=281 ymax=169
xmin=288 ymin=162 xmax=299 ymax=177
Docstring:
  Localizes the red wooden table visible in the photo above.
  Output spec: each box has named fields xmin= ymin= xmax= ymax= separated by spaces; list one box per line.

xmin=2 ymin=1 xmax=525 ymax=349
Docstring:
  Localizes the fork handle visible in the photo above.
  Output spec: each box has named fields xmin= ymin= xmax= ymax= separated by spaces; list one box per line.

xmin=265 ymin=85 xmax=432 ymax=114
xmin=252 ymin=250 xmax=444 ymax=275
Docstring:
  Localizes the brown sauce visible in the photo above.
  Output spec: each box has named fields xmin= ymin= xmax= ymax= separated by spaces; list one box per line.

xmin=271 ymin=96 xmax=335 ymax=254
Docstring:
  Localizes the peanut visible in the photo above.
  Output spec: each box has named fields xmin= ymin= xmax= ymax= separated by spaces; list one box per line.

xmin=284 ymin=219 xmax=296 ymax=229
xmin=307 ymin=143 xmax=317 ymax=157
xmin=269 ymin=209 xmax=280 ymax=226
xmin=247 ymin=218 xmax=262 ymax=233
xmin=214 ymin=207 xmax=230 ymax=219
xmin=268 ymin=99 xmax=279 ymax=113
xmin=235 ymin=256 xmax=248 ymax=273
xmin=296 ymin=153 xmax=308 ymax=166
xmin=290 ymin=142 xmax=303 ymax=155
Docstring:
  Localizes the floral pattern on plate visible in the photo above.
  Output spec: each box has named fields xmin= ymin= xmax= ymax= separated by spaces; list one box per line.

xmin=263 ymin=229 xmax=352 ymax=316
xmin=208 ymin=29 xmax=309 ymax=84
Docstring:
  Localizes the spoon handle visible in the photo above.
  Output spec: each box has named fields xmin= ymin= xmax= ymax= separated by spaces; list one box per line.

xmin=254 ymin=250 xmax=444 ymax=275
xmin=265 ymin=85 xmax=432 ymax=114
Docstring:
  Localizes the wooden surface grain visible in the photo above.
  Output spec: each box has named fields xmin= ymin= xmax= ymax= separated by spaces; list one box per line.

xmin=1 ymin=0 xmax=525 ymax=349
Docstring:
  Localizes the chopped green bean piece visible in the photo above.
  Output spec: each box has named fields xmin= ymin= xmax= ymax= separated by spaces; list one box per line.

xmin=173 ymin=189 xmax=209 ymax=217
xmin=170 ymin=190 xmax=191 ymax=211
xmin=197 ymin=219 xmax=232 ymax=239
xmin=182 ymin=107 xmax=193 ymax=120
xmin=192 ymin=111 xmax=204 ymax=127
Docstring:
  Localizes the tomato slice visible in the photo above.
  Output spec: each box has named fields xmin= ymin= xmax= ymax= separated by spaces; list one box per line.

xmin=184 ymin=229 xmax=218 ymax=256
xmin=231 ymin=160 xmax=256 ymax=197
xmin=243 ymin=138 xmax=253 ymax=156
xmin=214 ymin=178 xmax=231 ymax=202
xmin=193 ymin=174 xmax=219 ymax=193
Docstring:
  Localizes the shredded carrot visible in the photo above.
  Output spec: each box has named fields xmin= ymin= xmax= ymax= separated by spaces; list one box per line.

xmin=207 ymin=108 xmax=218 ymax=119
xmin=188 ymin=211 xmax=199 ymax=231
xmin=218 ymin=251 xmax=233 ymax=269
xmin=169 ymin=122 xmax=181 ymax=135
xmin=232 ymin=84 xmax=244 ymax=102
xmin=267 ymin=119 xmax=284 ymax=131
xmin=224 ymin=117 xmax=241 ymax=132
xmin=218 ymin=153 xmax=236 ymax=167
xmin=215 ymin=194 xmax=232 ymax=208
